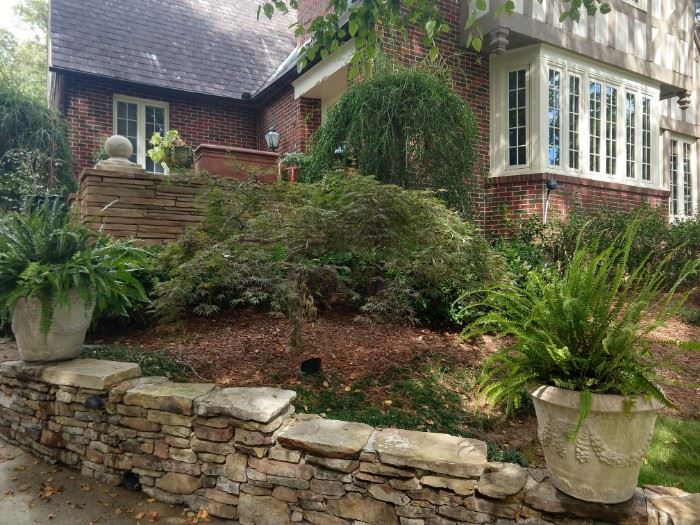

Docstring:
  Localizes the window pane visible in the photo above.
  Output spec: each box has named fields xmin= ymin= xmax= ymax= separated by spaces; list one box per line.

xmin=670 ymin=140 xmax=679 ymax=217
xmin=683 ymin=142 xmax=692 ymax=216
xmin=115 ymin=101 xmax=138 ymax=163
xmin=605 ymin=86 xmax=617 ymax=175
xmin=589 ymin=82 xmax=602 ymax=172
xmin=625 ymin=93 xmax=636 ymax=179
xmin=508 ymin=69 xmax=527 ymax=167
xmin=642 ymin=97 xmax=651 ymax=181
xmin=548 ymin=69 xmax=561 ymax=166
xmin=568 ymin=76 xmax=580 ymax=170
xmin=145 ymin=104 xmax=166 ymax=173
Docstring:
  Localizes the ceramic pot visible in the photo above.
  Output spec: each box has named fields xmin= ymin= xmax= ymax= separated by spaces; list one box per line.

xmin=531 ymin=385 xmax=662 ymax=503
xmin=169 ymin=146 xmax=194 ymax=169
xmin=11 ymin=290 xmax=95 ymax=362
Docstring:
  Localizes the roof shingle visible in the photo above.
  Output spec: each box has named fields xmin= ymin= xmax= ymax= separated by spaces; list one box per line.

xmin=49 ymin=0 xmax=297 ymax=99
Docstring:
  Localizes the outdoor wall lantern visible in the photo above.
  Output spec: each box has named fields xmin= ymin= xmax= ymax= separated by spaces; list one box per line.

xmin=265 ymin=127 xmax=280 ymax=151
xmin=543 ymin=176 xmax=558 ymax=224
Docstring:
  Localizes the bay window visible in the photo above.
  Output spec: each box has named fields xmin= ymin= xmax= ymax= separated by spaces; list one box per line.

xmin=491 ymin=46 xmax=660 ymax=187
xmin=113 ymin=96 xmax=169 ymax=173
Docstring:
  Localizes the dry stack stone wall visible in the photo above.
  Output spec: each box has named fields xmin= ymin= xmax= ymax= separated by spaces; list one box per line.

xmin=76 ymin=168 xmax=205 ymax=245
xmin=0 ymin=359 xmax=696 ymax=525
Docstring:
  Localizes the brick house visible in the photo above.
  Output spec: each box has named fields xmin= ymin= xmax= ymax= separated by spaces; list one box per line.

xmin=49 ymin=0 xmax=700 ymax=231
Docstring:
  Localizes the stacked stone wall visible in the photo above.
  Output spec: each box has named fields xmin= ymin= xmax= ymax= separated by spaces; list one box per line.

xmin=75 ymin=168 xmax=205 ymax=245
xmin=0 ymin=359 xmax=693 ymax=525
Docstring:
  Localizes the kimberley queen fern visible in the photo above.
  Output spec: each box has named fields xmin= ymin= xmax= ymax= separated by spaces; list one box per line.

xmin=0 ymin=200 xmax=148 ymax=333
xmin=462 ymin=219 xmax=698 ymax=433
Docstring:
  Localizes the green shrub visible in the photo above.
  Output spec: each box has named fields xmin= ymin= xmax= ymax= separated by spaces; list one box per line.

xmin=495 ymin=205 xmax=700 ymax=287
xmin=154 ymin=173 xmax=503 ymax=327
xmin=0 ymin=83 xmax=74 ymax=209
xmin=305 ymin=59 xmax=479 ymax=216
xmin=0 ymin=200 xmax=149 ymax=332
xmin=462 ymin=220 xmax=698 ymax=428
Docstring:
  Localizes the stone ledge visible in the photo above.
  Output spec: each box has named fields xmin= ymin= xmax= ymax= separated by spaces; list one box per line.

xmin=194 ymin=387 xmax=296 ymax=423
xmin=369 ymin=428 xmax=488 ymax=479
xmin=277 ymin=417 xmax=374 ymax=459
xmin=122 ymin=382 xmax=215 ymax=415
xmin=41 ymin=359 xmax=141 ymax=390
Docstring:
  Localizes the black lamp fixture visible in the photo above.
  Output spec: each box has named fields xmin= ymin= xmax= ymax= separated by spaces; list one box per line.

xmin=544 ymin=176 xmax=558 ymax=224
xmin=265 ymin=127 xmax=280 ymax=151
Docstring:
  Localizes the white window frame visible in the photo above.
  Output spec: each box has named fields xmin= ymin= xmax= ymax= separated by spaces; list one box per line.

xmin=507 ymin=66 xmax=529 ymax=168
xmin=113 ymin=95 xmax=170 ymax=172
xmin=490 ymin=45 xmax=661 ymax=189
xmin=668 ymin=134 xmax=697 ymax=221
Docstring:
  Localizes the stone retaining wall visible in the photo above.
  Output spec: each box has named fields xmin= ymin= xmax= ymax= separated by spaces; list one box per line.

xmin=76 ymin=168 xmax=205 ymax=245
xmin=0 ymin=359 xmax=695 ymax=525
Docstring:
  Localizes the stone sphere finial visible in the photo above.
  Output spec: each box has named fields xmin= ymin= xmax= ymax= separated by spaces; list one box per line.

xmin=104 ymin=135 xmax=134 ymax=159
xmin=96 ymin=135 xmax=143 ymax=172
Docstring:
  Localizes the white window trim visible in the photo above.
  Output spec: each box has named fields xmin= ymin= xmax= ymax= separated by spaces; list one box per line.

xmin=668 ymin=133 xmax=697 ymax=221
xmin=113 ymin=95 xmax=170 ymax=172
xmin=490 ymin=45 xmax=661 ymax=189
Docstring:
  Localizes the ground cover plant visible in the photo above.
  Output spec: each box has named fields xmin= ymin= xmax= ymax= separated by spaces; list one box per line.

xmin=304 ymin=60 xmax=479 ymax=216
xmin=154 ymin=173 xmax=503 ymax=332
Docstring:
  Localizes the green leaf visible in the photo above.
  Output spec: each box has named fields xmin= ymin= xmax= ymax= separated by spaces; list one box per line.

xmin=349 ymin=20 xmax=359 ymax=36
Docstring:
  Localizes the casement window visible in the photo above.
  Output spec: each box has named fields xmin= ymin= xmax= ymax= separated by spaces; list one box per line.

xmin=508 ymin=69 xmax=527 ymax=166
xmin=604 ymin=86 xmax=617 ymax=176
xmin=113 ymin=96 xmax=169 ymax=173
xmin=669 ymin=136 xmax=697 ymax=220
xmin=568 ymin=76 xmax=581 ymax=170
xmin=491 ymin=46 xmax=660 ymax=187
xmin=641 ymin=97 xmax=652 ymax=181
xmin=625 ymin=93 xmax=636 ymax=178
xmin=589 ymin=81 xmax=602 ymax=173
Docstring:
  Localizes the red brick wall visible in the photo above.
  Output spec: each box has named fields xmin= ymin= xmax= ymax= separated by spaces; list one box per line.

xmin=257 ymin=86 xmax=322 ymax=154
xmin=297 ymin=0 xmax=330 ymax=38
xmin=377 ymin=0 xmax=490 ymax=224
xmin=61 ymin=72 xmax=258 ymax=176
xmin=486 ymin=173 xmax=670 ymax=235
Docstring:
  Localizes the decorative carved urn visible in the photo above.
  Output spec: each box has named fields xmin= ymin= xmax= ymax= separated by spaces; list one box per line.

xmin=531 ymin=386 xmax=662 ymax=504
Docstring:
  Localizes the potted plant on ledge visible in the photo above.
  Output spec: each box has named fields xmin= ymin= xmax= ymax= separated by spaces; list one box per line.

xmin=462 ymin=221 xmax=698 ymax=504
xmin=148 ymin=130 xmax=193 ymax=170
xmin=0 ymin=200 xmax=148 ymax=362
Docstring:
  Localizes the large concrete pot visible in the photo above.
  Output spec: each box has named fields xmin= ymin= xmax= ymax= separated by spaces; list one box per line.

xmin=11 ymin=291 xmax=95 ymax=362
xmin=531 ymin=385 xmax=662 ymax=504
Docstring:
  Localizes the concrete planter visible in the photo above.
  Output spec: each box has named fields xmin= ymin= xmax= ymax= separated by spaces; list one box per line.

xmin=531 ymin=385 xmax=662 ymax=504
xmin=11 ymin=290 xmax=95 ymax=362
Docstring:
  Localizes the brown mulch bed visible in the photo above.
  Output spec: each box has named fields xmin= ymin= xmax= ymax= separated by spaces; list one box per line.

xmin=90 ymin=310 xmax=488 ymax=389
xmin=650 ymin=319 xmax=700 ymax=418
xmin=90 ymin=308 xmax=700 ymax=419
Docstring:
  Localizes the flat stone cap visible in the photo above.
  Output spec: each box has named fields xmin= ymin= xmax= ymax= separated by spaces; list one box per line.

xmin=194 ymin=387 xmax=296 ymax=423
xmin=370 ymin=428 xmax=487 ymax=479
xmin=41 ymin=359 xmax=141 ymax=390
xmin=123 ymin=381 xmax=215 ymax=415
xmin=278 ymin=418 xmax=374 ymax=459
